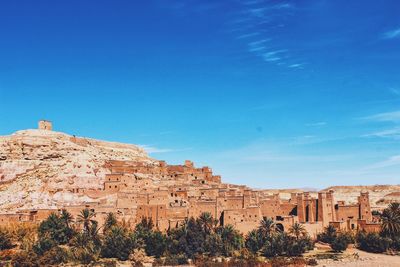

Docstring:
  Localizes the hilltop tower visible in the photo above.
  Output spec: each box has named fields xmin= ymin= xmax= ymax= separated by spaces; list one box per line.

xmin=38 ymin=120 xmax=52 ymax=131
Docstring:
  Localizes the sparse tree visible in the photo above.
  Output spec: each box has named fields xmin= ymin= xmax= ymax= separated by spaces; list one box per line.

xmin=381 ymin=202 xmax=400 ymax=237
xmin=103 ymin=212 xmax=118 ymax=233
xmin=289 ymin=222 xmax=307 ymax=240
xmin=198 ymin=212 xmax=217 ymax=235
xmin=77 ymin=208 xmax=96 ymax=233
xmin=259 ymin=217 xmax=279 ymax=238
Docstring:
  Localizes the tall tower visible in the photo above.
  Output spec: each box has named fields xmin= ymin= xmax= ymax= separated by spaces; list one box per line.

xmin=318 ymin=191 xmax=336 ymax=226
xmin=38 ymin=120 xmax=52 ymax=131
xmin=358 ymin=192 xmax=372 ymax=221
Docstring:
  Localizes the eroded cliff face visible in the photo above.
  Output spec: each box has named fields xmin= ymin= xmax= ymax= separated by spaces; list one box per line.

xmin=0 ymin=129 xmax=152 ymax=212
xmin=323 ymin=185 xmax=400 ymax=209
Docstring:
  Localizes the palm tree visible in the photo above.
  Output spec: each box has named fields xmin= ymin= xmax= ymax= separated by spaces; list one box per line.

xmin=88 ymin=220 xmax=102 ymax=249
xmin=103 ymin=212 xmax=118 ymax=233
xmin=60 ymin=209 xmax=73 ymax=228
xmin=381 ymin=202 xmax=400 ymax=237
xmin=245 ymin=229 xmax=263 ymax=254
xmin=219 ymin=224 xmax=243 ymax=256
xmin=77 ymin=208 xmax=96 ymax=233
xmin=289 ymin=222 xmax=307 ymax=239
xmin=198 ymin=212 xmax=215 ymax=234
xmin=259 ymin=217 xmax=278 ymax=237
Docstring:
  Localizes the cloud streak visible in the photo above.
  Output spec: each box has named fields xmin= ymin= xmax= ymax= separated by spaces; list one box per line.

xmin=365 ymin=155 xmax=400 ymax=169
xmin=383 ymin=27 xmax=400 ymax=39
xmin=363 ymin=110 xmax=400 ymax=122
xmin=363 ymin=128 xmax=400 ymax=139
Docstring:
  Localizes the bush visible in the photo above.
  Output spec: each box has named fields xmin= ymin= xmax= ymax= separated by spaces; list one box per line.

xmin=391 ymin=235 xmax=400 ymax=251
xmin=11 ymin=250 xmax=39 ymax=267
xmin=245 ymin=229 xmax=263 ymax=254
xmin=72 ymin=248 xmax=96 ymax=265
xmin=164 ymin=253 xmax=188 ymax=265
xmin=38 ymin=246 xmax=69 ymax=265
xmin=101 ymin=226 xmax=137 ymax=261
xmin=38 ymin=212 xmax=75 ymax=245
xmin=0 ymin=229 xmax=13 ymax=250
xmin=261 ymin=233 xmax=313 ymax=257
xmin=357 ymin=232 xmax=392 ymax=253
xmin=286 ymin=236 xmax=314 ymax=256
xmin=32 ymin=237 xmax=56 ymax=256
xmin=317 ymin=225 xmax=337 ymax=244
xmin=143 ymin=230 xmax=167 ymax=258
xmin=330 ymin=234 xmax=349 ymax=252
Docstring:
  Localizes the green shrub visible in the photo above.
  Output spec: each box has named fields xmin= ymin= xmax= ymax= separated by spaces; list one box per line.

xmin=38 ymin=212 xmax=75 ymax=245
xmin=73 ymin=248 xmax=96 ymax=265
xmin=330 ymin=234 xmax=349 ymax=252
xmin=357 ymin=232 xmax=392 ymax=253
xmin=101 ymin=226 xmax=137 ymax=261
xmin=0 ymin=229 xmax=13 ymax=250
xmin=245 ymin=229 xmax=263 ymax=254
xmin=143 ymin=230 xmax=167 ymax=258
xmin=286 ymin=236 xmax=314 ymax=256
xmin=11 ymin=250 xmax=39 ymax=267
xmin=38 ymin=246 xmax=69 ymax=265
xmin=317 ymin=225 xmax=337 ymax=244
xmin=391 ymin=235 xmax=400 ymax=251
xmin=32 ymin=237 xmax=56 ymax=256
xmin=261 ymin=232 xmax=313 ymax=257
xmin=164 ymin=253 xmax=188 ymax=265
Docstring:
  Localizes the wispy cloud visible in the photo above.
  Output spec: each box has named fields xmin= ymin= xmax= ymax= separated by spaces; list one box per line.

xmin=383 ymin=27 xmax=400 ymax=39
xmin=225 ymin=1 xmax=301 ymax=69
xmin=364 ymin=110 xmax=400 ymax=122
xmin=288 ymin=63 xmax=305 ymax=69
xmin=236 ymin=32 xmax=260 ymax=39
xmin=363 ymin=128 xmax=400 ymax=139
xmin=262 ymin=50 xmax=286 ymax=62
xmin=365 ymin=155 xmax=400 ymax=169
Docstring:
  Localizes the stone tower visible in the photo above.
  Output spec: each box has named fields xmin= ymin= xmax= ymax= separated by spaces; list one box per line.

xmin=317 ymin=190 xmax=336 ymax=226
xmin=38 ymin=120 xmax=52 ymax=131
xmin=358 ymin=192 xmax=372 ymax=221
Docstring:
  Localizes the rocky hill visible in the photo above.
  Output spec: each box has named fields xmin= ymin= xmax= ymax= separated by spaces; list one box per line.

xmin=1 ymin=127 xmax=399 ymax=213
xmin=0 ymin=129 xmax=153 ymax=212
xmin=323 ymin=185 xmax=400 ymax=210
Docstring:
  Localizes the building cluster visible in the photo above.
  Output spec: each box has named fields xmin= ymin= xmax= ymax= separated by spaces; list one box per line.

xmin=0 ymin=121 xmax=381 ymax=235
xmin=0 ymin=159 xmax=380 ymax=236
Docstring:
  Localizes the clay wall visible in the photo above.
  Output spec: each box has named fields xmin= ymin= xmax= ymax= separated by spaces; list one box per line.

xmin=358 ymin=219 xmax=381 ymax=233
xmin=336 ymin=205 xmax=359 ymax=221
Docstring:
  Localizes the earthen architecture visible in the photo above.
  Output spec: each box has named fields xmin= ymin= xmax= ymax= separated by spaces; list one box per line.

xmin=0 ymin=122 xmax=381 ymax=236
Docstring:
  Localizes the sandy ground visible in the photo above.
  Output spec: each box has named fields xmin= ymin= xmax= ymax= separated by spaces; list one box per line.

xmin=315 ymin=248 xmax=400 ymax=267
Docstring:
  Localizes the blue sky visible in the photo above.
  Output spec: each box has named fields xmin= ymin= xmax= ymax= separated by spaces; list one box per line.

xmin=1 ymin=0 xmax=400 ymax=189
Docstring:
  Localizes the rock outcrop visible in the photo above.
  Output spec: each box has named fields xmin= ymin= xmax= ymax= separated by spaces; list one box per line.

xmin=0 ymin=129 xmax=152 ymax=212
xmin=323 ymin=185 xmax=400 ymax=209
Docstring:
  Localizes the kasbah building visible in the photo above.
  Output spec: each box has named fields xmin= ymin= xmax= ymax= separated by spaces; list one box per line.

xmin=0 ymin=121 xmax=381 ymax=237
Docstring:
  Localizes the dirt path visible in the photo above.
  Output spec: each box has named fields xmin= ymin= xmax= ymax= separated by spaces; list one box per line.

xmin=317 ymin=248 xmax=400 ymax=267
